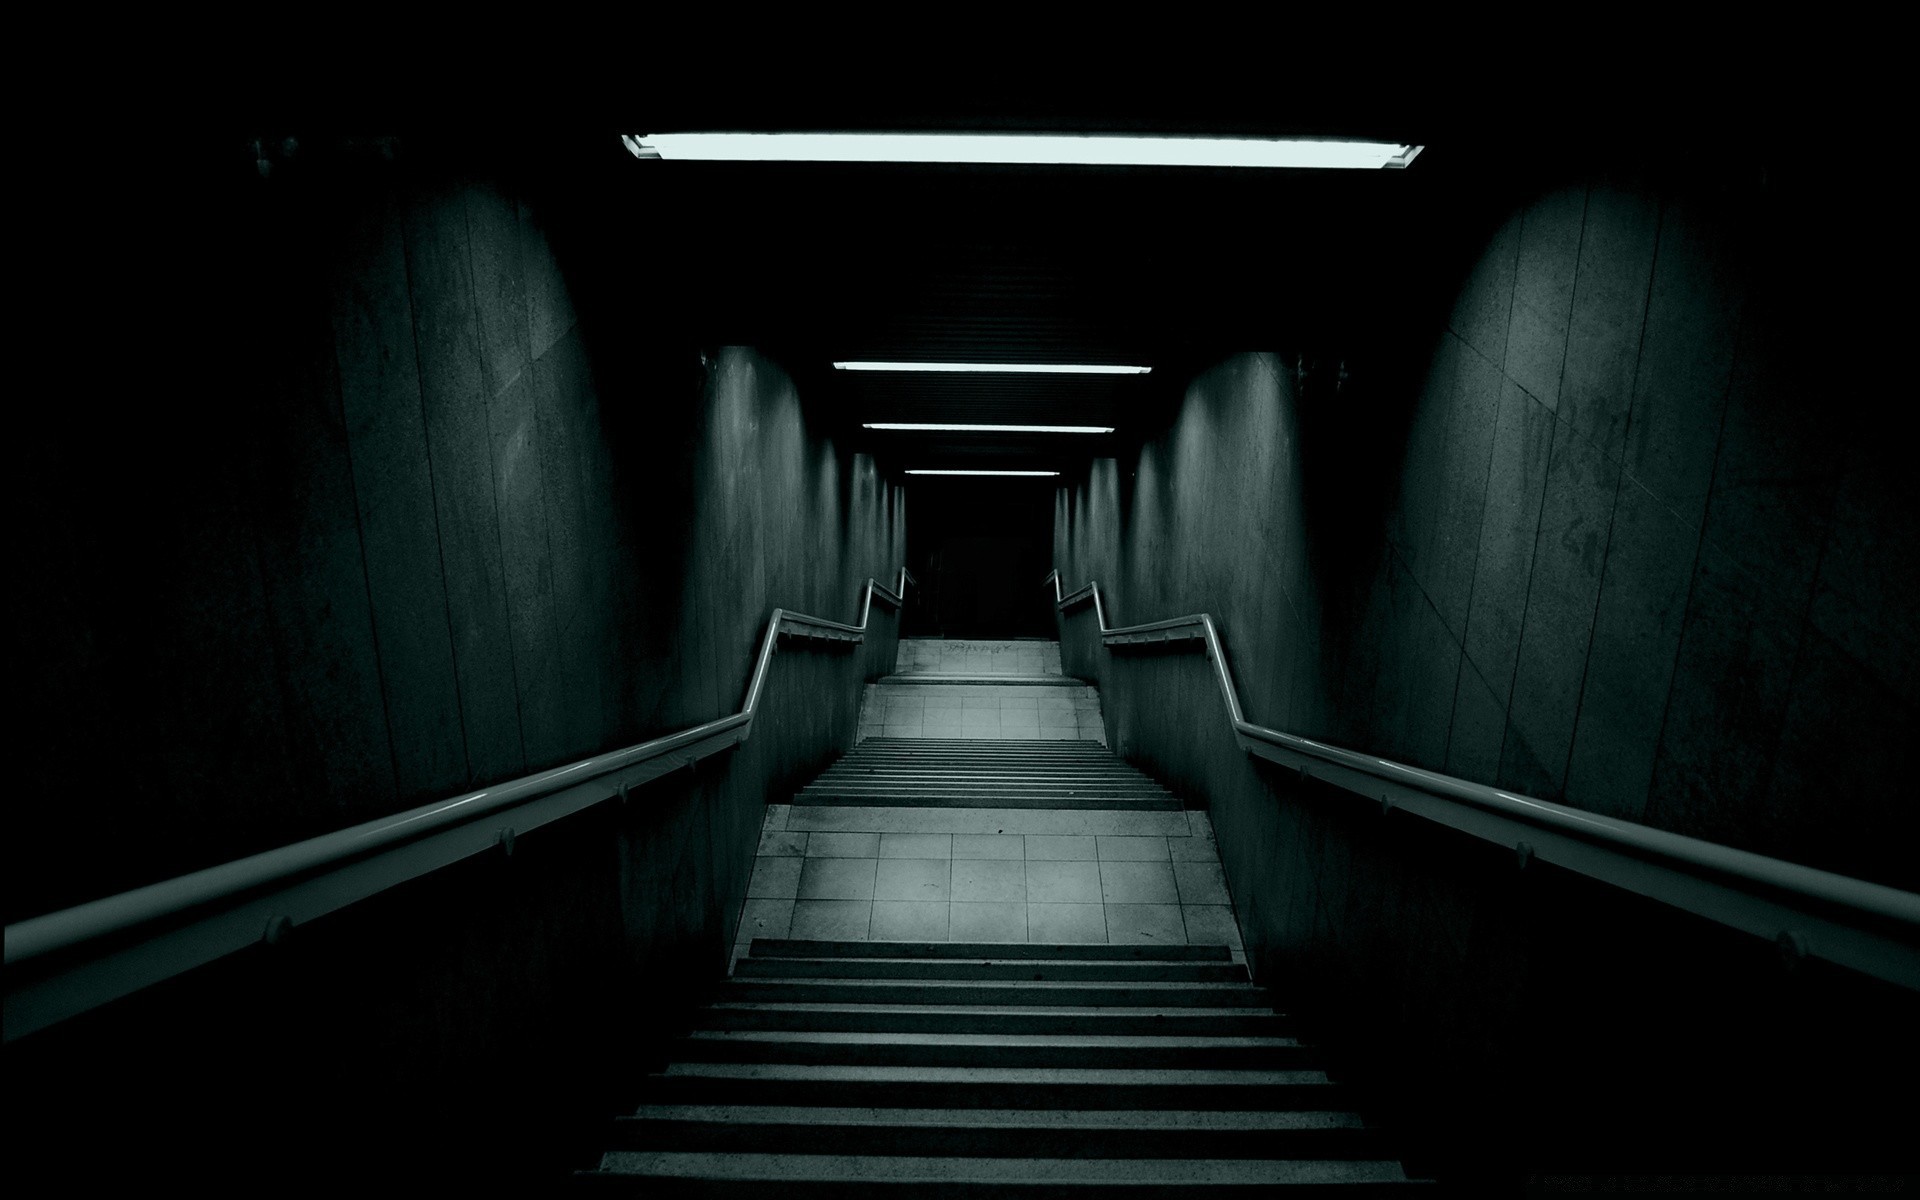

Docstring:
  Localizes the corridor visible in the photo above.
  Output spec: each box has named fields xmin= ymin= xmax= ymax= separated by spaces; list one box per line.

xmin=579 ymin=640 xmax=1412 ymax=1189
xmin=7 ymin=91 xmax=1916 ymax=1193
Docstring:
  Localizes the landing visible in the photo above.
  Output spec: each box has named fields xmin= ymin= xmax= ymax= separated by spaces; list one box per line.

xmin=733 ymin=801 xmax=1243 ymax=965
xmin=859 ymin=639 xmax=1104 ymax=745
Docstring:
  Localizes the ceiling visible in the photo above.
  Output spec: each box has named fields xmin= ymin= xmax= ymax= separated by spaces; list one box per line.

xmin=614 ymin=149 xmax=1466 ymax=475
xmin=570 ymin=82 xmax=1804 ymax=479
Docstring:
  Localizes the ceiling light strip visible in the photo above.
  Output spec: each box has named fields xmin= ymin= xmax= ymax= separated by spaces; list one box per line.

xmin=624 ymin=133 xmax=1423 ymax=170
xmin=864 ymin=423 xmax=1114 ymax=434
xmin=834 ymin=361 xmax=1150 ymax=375
xmin=905 ymin=469 xmax=1061 ymax=477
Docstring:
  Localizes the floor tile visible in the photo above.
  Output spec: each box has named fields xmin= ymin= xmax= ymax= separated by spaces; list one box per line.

xmin=807 ymin=832 xmax=882 ymax=858
xmin=798 ymin=857 xmax=878 ymax=901
xmin=949 ymin=901 xmax=1026 ymax=942
xmin=952 ymin=858 xmax=1027 ymax=902
xmin=1038 ymin=710 xmax=1079 ymax=728
xmin=1188 ymin=811 xmax=1216 ymax=839
xmin=953 ymin=834 xmax=1024 ymax=859
xmin=1173 ymin=860 xmax=1231 ymax=905
xmin=871 ymin=901 xmax=951 ymax=941
xmin=882 ymin=722 xmax=923 ymax=738
xmin=764 ymin=804 xmax=791 ymax=831
xmin=1100 ymin=859 xmax=1180 ymax=904
xmin=880 ymin=833 xmax=952 ymax=859
xmin=787 ymin=806 xmax=1192 ymax=836
xmin=1097 ymin=835 xmax=1168 ymax=861
xmin=747 ymin=855 xmax=804 ymax=899
xmin=1025 ymin=835 xmax=1096 ymax=861
xmin=1028 ymin=902 xmax=1107 ymax=943
xmin=737 ymin=897 xmax=794 ymax=941
xmin=1027 ymin=859 xmax=1103 ymax=904
xmin=790 ymin=899 xmax=871 ymax=940
xmin=1105 ymin=902 xmax=1186 ymax=945
xmin=875 ymin=858 xmax=952 ymax=902
xmin=757 ymin=828 xmax=809 ymax=857
xmin=1181 ymin=904 xmax=1243 ymax=949
xmin=1169 ymin=832 xmax=1220 ymax=862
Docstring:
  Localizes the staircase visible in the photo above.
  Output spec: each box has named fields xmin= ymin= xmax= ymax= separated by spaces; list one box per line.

xmin=578 ymin=641 xmax=1423 ymax=1190
xmin=798 ymin=739 xmax=1179 ymax=810
xmin=579 ymin=938 xmax=1420 ymax=1192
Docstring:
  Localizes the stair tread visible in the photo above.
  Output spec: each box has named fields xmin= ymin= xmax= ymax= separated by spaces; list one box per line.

xmin=750 ymin=941 xmax=1228 ymax=962
xmin=660 ymin=1063 xmax=1329 ymax=1085
xmin=687 ymin=1031 xmax=1295 ymax=1048
xmin=708 ymin=1004 xmax=1278 ymax=1016
xmin=733 ymin=961 xmax=1245 ymax=983
xmin=624 ymin=1106 xmax=1366 ymax=1131
xmin=594 ymin=1151 xmax=1408 ymax=1184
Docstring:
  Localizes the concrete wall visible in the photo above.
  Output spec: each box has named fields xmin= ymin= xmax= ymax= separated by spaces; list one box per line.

xmin=7 ymin=137 xmax=905 ymax=1184
xmin=1052 ymin=163 xmax=1917 ymax=1178
xmin=1056 ymin=169 xmax=1915 ymax=892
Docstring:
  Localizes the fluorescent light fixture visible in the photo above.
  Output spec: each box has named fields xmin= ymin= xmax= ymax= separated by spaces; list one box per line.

xmin=864 ymin=423 xmax=1115 ymax=434
xmin=906 ymin=469 xmax=1060 ymax=477
xmin=835 ymin=361 xmax=1150 ymax=375
xmin=624 ymin=133 xmax=1423 ymax=170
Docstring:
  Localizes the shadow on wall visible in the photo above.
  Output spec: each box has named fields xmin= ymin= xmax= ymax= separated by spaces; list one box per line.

xmin=1052 ymin=152 xmax=1918 ymax=1182
xmin=6 ymin=132 xmax=906 ymax=1187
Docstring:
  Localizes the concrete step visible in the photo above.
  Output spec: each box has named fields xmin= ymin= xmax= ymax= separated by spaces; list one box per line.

xmin=826 ymin=765 xmax=1128 ymax=772
xmin=719 ymin=978 xmax=1272 ymax=1008
xmin=842 ymin=741 xmax=1109 ymax=749
xmin=750 ymin=940 xmax=1229 ymax=961
xmin=588 ymin=1150 xmax=1410 ymax=1190
xmin=783 ymin=806 xmax=1194 ymax=836
xmin=714 ymin=975 xmax=1267 ymax=998
xmin=670 ymin=1030 xmax=1314 ymax=1071
xmin=698 ymin=1003 xmax=1289 ymax=1038
xmin=732 ymin=958 xmax=1247 ymax=983
xmin=806 ymin=777 xmax=1167 ymax=788
xmin=834 ymin=758 xmax=1122 ymax=767
xmin=792 ymin=795 xmax=1182 ymax=810
xmin=609 ymin=1105 xmax=1389 ymax=1161
xmin=637 ymin=1063 xmax=1343 ymax=1112
xmin=878 ymin=675 xmax=1083 ymax=687
xmin=810 ymin=775 xmax=1156 ymax=784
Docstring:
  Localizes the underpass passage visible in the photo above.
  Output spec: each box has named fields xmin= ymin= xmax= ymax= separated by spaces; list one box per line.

xmin=577 ymin=692 xmax=1427 ymax=1190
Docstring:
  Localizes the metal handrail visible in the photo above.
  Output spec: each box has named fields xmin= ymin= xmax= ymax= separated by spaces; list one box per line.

xmin=1044 ymin=570 xmax=1920 ymax=989
xmin=3 ymin=569 xmax=915 ymax=1041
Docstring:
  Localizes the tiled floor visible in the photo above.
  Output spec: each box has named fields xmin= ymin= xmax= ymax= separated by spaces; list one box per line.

xmin=895 ymin=638 xmax=1063 ymax=676
xmin=733 ymin=804 xmax=1244 ymax=966
xmin=857 ymin=682 xmax=1106 ymax=743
